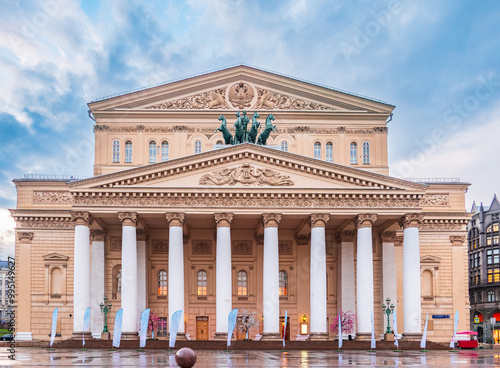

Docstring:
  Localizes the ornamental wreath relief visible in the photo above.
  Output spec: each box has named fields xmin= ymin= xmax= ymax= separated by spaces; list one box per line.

xmin=199 ymin=163 xmax=294 ymax=186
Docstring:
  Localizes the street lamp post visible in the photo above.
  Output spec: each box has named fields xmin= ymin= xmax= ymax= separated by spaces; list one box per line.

xmin=381 ymin=297 xmax=395 ymax=334
xmin=99 ymin=296 xmax=112 ymax=333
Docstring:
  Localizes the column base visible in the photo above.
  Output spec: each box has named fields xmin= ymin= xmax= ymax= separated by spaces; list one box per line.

xmin=213 ymin=332 xmax=228 ymax=340
xmin=15 ymin=332 xmax=33 ymax=341
xmin=308 ymin=332 xmax=329 ymax=341
xmin=121 ymin=332 xmax=139 ymax=340
xmin=402 ymin=332 xmax=422 ymax=341
xmin=384 ymin=333 xmax=395 ymax=342
xmin=100 ymin=332 xmax=110 ymax=340
xmin=71 ymin=331 xmax=93 ymax=340
xmin=355 ymin=332 xmax=372 ymax=341
xmin=261 ymin=333 xmax=282 ymax=341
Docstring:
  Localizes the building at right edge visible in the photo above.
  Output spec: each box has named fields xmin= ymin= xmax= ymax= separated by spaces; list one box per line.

xmin=468 ymin=195 xmax=500 ymax=344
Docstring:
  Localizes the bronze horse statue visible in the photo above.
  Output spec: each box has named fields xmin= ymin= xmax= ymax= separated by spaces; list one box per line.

xmin=257 ymin=114 xmax=276 ymax=145
xmin=215 ymin=115 xmax=233 ymax=145
xmin=247 ymin=112 xmax=260 ymax=143
xmin=233 ymin=111 xmax=245 ymax=144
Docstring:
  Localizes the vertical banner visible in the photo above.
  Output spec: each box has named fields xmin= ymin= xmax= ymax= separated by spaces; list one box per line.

xmin=169 ymin=310 xmax=183 ymax=349
xmin=139 ymin=308 xmax=151 ymax=349
xmin=370 ymin=310 xmax=376 ymax=350
xmin=420 ymin=312 xmax=429 ymax=349
xmin=450 ymin=310 xmax=459 ymax=349
xmin=227 ymin=308 xmax=238 ymax=347
xmin=50 ymin=308 xmax=58 ymax=348
xmin=112 ymin=309 xmax=124 ymax=348
xmin=82 ymin=307 xmax=90 ymax=347
xmin=283 ymin=310 xmax=288 ymax=349
xmin=393 ymin=309 xmax=399 ymax=349
xmin=338 ymin=313 xmax=343 ymax=350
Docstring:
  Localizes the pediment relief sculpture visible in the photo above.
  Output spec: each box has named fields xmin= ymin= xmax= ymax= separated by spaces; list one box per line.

xmin=199 ymin=163 xmax=294 ymax=186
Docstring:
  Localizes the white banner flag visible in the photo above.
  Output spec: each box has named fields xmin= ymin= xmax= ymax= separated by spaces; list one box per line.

xmin=338 ymin=313 xmax=343 ymax=350
xmin=450 ymin=310 xmax=458 ymax=348
xmin=50 ymin=308 xmax=58 ymax=348
xmin=420 ymin=312 xmax=429 ymax=349
xmin=370 ymin=310 xmax=376 ymax=350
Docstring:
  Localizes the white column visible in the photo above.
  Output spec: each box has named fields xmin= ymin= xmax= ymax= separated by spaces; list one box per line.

xmin=215 ymin=213 xmax=233 ymax=338
xmin=401 ymin=214 xmax=423 ymax=337
xmin=119 ymin=212 xmax=138 ymax=336
xmin=262 ymin=213 xmax=281 ymax=339
xmin=355 ymin=214 xmax=377 ymax=337
xmin=72 ymin=212 xmax=92 ymax=335
xmin=309 ymin=214 xmax=329 ymax=340
xmin=15 ymin=232 xmax=34 ymax=341
xmin=381 ymin=232 xmax=398 ymax=309
xmin=167 ymin=213 xmax=185 ymax=334
xmin=337 ymin=231 xmax=356 ymax=335
xmin=137 ymin=231 xmax=148 ymax=315
xmin=90 ymin=230 xmax=106 ymax=339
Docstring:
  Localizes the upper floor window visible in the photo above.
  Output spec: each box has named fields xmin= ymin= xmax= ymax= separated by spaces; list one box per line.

xmin=487 ymin=249 xmax=500 ymax=265
xmin=487 ymin=290 xmax=495 ymax=302
xmin=494 ymin=223 xmax=499 ymax=232
xmin=279 ymin=270 xmax=288 ymax=296
xmin=149 ymin=141 xmax=157 ymax=163
xmin=161 ymin=141 xmax=169 ymax=161
xmin=197 ymin=270 xmax=207 ymax=296
xmin=125 ymin=141 xmax=133 ymax=163
xmin=195 ymin=140 xmax=202 ymax=154
xmin=158 ymin=270 xmax=167 ymax=296
xmin=362 ymin=142 xmax=370 ymax=164
xmin=314 ymin=142 xmax=321 ymax=159
xmin=237 ymin=270 xmax=248 ymax=296
xmin=350 ymin=142 xmax=357 ymax=164
xmin=488 ymin=268 xmax=500 ymax=283
xmin=112 ymin=140 xmax=120 ymax=163
xmin=281 ymin=141 xmax=288 ymax=152
xmin=326 ymin=142 xmax=333 ymax=162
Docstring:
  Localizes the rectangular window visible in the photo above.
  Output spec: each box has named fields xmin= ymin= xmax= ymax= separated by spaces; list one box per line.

xmin=157 ymin=317 xmax=168 ymax=336
xmin=487 ymin=250 xmax=493 ymax=265
xmin=494 ymin=223 xmax=499 ymax=232
xmin=495 ymin=268 xmax=500 ymax=283
xmin=478 ymin=292 xmax=482 ymax=303
xmin=487 ymin=236 xmax=492 ymax=245
xmin=488 ymin=269 xmax=493 ymax=283
xmin=494 ymin=235 xmax=499 ymax=245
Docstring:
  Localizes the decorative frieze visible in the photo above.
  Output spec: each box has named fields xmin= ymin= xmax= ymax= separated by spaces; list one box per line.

xmin=450 ymin=235 xmax=466 ymax=245
xmin=14 ymin=215 xmax=74 ymax=229
xmin=310 ymin=214 xmax=329 ymax=228
xmin=254 ymin=88 xmax=337 ymax=111
xmin=153 ymin=240 xmax=168 ymax=254
xmin=90 ymin=230 xmax=107 ymax=242
xmin=420 ymin=217 xmax=468 ymax=231
xmin=232 ymin=241 xmax=252 ymax=255
xmin=278 ymin=241 xmax=293 ymax=255
xmin=110 ymin=237 xmax=122 ymax=251
xmin=147 ymin=87 xmax=229 ymax=110
xmin=199 ymin=164 xmax=294 ymax=186
xmin=33 ymin=191 xmax=73 ymax=204
xmin=399 ymin=213 xmax=424 ymax=229
xmin=71 ymin=211 xmax=92 ymax=227
xmin=420 ymin=195 xmax=449 ymax=206
xmin=263 ymin=213 xmax=282 ymax=228
xmin=193 ymin=240 xmax=212 ymax=254
xmin=229 ymin=82 xmax=254 ymax=109
xmin=118 ymin=212 xmax=137 ymax=227
xmin=17 ymin=232 xmax=34 ymax=243
xmin=214 ymin=213 xmax=233 ymax=228
xmin=355 ymin=214 xmax=377 ymax=229
xmin=166 ymin=213 xmax=185 ymax=227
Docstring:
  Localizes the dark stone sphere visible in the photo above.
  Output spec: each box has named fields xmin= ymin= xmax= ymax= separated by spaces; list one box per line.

xmin=175 ymin=347 xmax=197 ymax=368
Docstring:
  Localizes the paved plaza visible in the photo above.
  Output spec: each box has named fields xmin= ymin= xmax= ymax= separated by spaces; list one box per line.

xmin=1 ymin=348 xmax=499 ymax=367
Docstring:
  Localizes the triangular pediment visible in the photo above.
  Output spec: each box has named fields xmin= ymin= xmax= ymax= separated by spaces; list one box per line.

xmin=421 ymin=255 xmax=441 ymax=264
xmin=89 ymin=65 xmax=394 ymax=114
xmin=43 ymin=252 xmax=69 ymax=262
xmin=69 ymin=144 xmax=425 ymax=193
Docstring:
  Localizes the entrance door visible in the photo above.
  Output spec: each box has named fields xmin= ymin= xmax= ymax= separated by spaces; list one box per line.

xmin=196 ymin=316 xmax=209 ymax=340
xmin=280 ymin=316 xmax=290 ymax=340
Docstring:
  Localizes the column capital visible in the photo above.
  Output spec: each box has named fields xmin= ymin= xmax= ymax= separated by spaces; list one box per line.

xmin=71 ymin=211 xmax=93 ymax=227
xmin=262 ymin=213 xmax=282 ymax=228
xmin=17 ymin=232 xmax=34 ymax=244
xmin=90 ymin=230 xmax=107 ymax=242
xmin=166 ymin=212 xmax=185 ymax=227
xmin=380 ymin=231 xmax=397 ymax=243
xmin=295 ymin=234 xmax=309 ymax=245
xmin=214 ymin=213 xmax=233 ymax=228
xmin=399 ymin=213 xmax=424 ymax=229
xmin=450 ymin=235 xmax=466 ymax=246
xmin=118 ymin=212 xmax=138 ymax=227
xmin=336 ymin=230 xmax=355 ymax=243
xmin=310 ymin=213 xmax=329 ymax=228
xmin=137 ymin=229 xmax=149 ymax=241
xmin=355 ymin=214 xmax=377 ymax=229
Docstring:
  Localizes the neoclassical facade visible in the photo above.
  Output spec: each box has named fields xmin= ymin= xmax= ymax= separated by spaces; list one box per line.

xmin=12 ymin=66 xmax=470 ymax=343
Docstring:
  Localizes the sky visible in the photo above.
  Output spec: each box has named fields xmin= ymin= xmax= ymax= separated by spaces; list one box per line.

xmin=1 ymin=0 xmax=499 ymax=259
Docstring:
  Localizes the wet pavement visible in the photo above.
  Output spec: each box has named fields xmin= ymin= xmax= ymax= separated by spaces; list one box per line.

xmin=1 ymin=347 xmax=499 ymax=367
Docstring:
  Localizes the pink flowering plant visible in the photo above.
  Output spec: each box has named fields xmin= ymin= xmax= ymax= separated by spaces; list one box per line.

xmin=330 ymin=310 xmax=356 ymax=335
xmin=148 ymin=312 xmax=160 ymax=339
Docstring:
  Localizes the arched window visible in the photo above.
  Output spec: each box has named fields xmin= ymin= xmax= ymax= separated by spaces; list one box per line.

xmin=50 ymin=268 xmax=62 ymax=295
xmin=326 ymin=142 xmax=333 ymax=162
xmin=149 ymin=141 xmax=157 ymax=163
xmin=487 ymin=290 xmax=495 ymax=302
xmin=281 ymin=141 xmax=288 ymax=152
xmin=237 ymin=270 xmax=248 ymax=296
xmin=314 ymin=142 xmax=321 ymax=159
xmin=125 ymin=141 xmax=133 ymax=163
xmin=195 ymin=140 xmax=202 ymax=154
xmin=112 ymin=140 xmax=120 ymax=163
xmin=362 ymin=142 xmax=370 ymax=164
xmin=197 ymin=270 xmax=207 ymax=296
xmin=158 ymin=270 xmax=167 ymax=296
xmin=161 ymin=141 xmax=169 ymax=161
xmin=216 ymin=140 xmax=223 ymax=146
xmin=279 ymin=270 xmax=288 ymax=296
xmin=350 ymin=142 xmax=357 ymax=164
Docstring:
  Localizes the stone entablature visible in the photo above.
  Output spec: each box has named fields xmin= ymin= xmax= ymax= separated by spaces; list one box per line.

xmin=11 ymin=210 xmax=74 ymax=229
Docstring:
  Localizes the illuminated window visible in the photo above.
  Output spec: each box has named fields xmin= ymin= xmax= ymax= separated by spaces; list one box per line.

xmin=237 ymin=270 xmax=248 ymax=296
xmin=314 ymin=142 xmax=321 ymax=159
xmin=149 ymin=141 xmax=157 ymax=163
xmin=281 ymin=141 xmax=288 ymax=152
xmin=487 ymin=225 xmax=492 ymax=233
xmin=362 ymin=142 xmax=370 ymax=164
xmin=125 ymin=141 xmax=132 ymax=163
xmin=487 ymin=236 xmax=492 ymax=246
xmin=161 ymin=141 xmax=169 ymax=161
xmin=350 ymin=142 xmax=357 ymax=164
xmin=195 ymin=140 xmax=202 ymax=154
xmin=112 ymin=140 xmax=120 ymax=163
xmin=158 ymin=270 xmax=167 ymax=296
xmin=496 ymin=268 xmax=500 ymax=283
xmin=197 ymin=270 xmax=207 ymax=296
xmin=279 ymin=270 xmax=288 ymax=296
xmin=326 ymin=142 xmax=333 ymax=162
xmin=493 ymin=223 xmax=499 ymax=232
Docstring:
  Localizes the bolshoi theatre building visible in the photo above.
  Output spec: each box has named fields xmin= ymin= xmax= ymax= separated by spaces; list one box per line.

xmin=12 ymin=65 xmax=470 ymax=343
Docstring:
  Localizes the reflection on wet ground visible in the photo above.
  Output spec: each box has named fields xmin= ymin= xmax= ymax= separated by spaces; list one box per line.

xmin=1 ymin=348 xmax=500 ymax=367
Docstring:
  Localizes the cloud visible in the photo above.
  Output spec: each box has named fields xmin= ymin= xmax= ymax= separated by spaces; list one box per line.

xmin=0 ymin=209 xmax=15 ymax=260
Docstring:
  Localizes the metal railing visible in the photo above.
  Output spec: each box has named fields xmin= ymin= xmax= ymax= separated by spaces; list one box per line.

xmin=22 ymin=174 xmax=89 ymax=181
xmin=404 ymin=177 xmax=461 ymax=183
